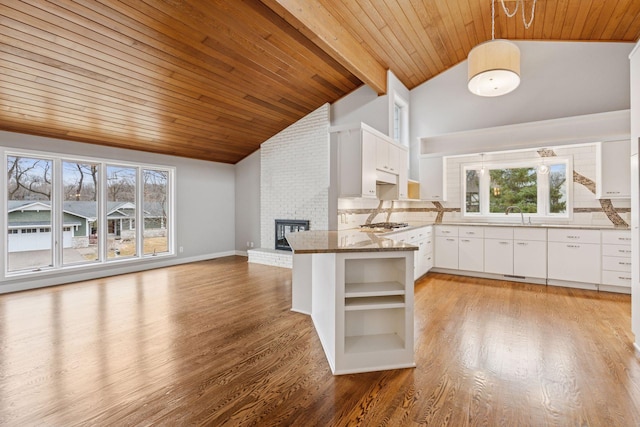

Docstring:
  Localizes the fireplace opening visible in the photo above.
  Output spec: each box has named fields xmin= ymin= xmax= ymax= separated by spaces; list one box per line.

xmin=275 ymin=219 xmax=309 ymax=251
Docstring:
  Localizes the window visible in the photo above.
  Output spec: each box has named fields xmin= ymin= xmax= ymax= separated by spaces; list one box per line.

xmin=5 ymin=150 xmax=174 ymax=275
xmin=143 ymin=169 xmax=169 ymax=256
xmin=7 ymin=156 xmax=52 ymax=272
xmin=392 ymin=93 xmax=409 ymax=148
xmin=107 ymin=165 xmax=137 ymax=259
xmin=63 ymin=160 xmax=99 ymax=265
xmin=462 ymin=157 xmax=570 ymax=218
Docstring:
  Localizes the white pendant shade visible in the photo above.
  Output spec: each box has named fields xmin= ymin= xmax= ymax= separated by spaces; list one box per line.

xmin=468 ymin=39 xmax=520 ymax=97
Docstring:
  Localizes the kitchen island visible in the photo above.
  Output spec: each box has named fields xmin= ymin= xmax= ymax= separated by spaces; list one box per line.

xmin=285 ymin=230 xmax=417 ymax=375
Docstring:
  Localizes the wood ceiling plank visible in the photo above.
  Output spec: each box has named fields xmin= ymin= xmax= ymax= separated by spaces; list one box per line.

xmin=403 ymin=1 xmax=444 ymax=77
xmin=409 ymin=0 xmax=451 ymax=70
xmin=550 ymin=0 xmax=571 ymax=40
xmin=602 ymin=0 xmax=640 ymax=40
xmin=259 ymin=0 xmax=388 ymax=94
xmin=569 ymin=0 xmax=594 ymax=39
xmin=588 ymin=0 xmax=621 ymax=39
xmin=17 ymin=0 xmax=324 ymax=118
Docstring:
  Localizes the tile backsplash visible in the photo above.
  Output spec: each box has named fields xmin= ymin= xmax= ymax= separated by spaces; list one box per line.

xmin=337 ymin=143 xmax=630 ymax=229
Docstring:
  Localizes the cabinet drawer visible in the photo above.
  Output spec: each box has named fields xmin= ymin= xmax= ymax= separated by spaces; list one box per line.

xmin=458 ymin=226 xmax=483 ymax=238
xmin=601 ymin=230 xmax=631 ymax=245
xmin=602 ymin=256 xmax=632 ymax=272
xmin=547 ymin=228 xmax=600 ymax=244
xmin=513 ymin=227 xmax=547 ymax=241
xmin=484 ymin=226 xmax=513 ymax=239
xmin=602 ymin=244 xmax=632 ymax=257
xmin=407 ymin=226 xmax=432 ymax=242
xmin=601 ymin=270 xmax=632 ymax=287
xmin=436 ymin=226 xmax=458 ymax=237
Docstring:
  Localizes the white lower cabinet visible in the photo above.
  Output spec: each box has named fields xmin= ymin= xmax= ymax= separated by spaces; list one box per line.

xmin=435 ymin=226 xmax=458 ymax=269
xmin=601 ymin=230 xmax=632 ymax=291
xmin=458 ymin=237 xmax=483 ymax=272
xmin=484 ymin=227 xmax=514 ymax=275
xmin=513 ymin=228 xmax=547 ymax=279
xmin=387 ymin=226 xmax=433 ymax=280
xmin=432 ymin=224 xmax=628 ymax=293
xmin=547 ymin=229 xmax=600 ymax=286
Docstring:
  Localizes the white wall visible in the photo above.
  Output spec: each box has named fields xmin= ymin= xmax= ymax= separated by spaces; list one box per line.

xmin=235 ymin=150 xmax=261 ymax=253
xmin=410 ymin=41 xmax=634 ymax=179
xmin=0 ymin=130 xmax=236 ymax=293
xmin=331 ymin=71 xmax=410 ymax=138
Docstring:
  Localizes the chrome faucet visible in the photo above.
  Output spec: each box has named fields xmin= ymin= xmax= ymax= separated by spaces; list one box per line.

xmin=505 ymin=205 xmax=525 ymax=225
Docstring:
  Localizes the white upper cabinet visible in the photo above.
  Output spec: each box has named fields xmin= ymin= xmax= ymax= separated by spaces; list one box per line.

xmin=332 ymin=123 xmax=409 ymax=201
xmin=596 ymin=140 xmax=631 ymax=199
xmin=376 ymin=137 xmax=401 ymax=173
xmin=419 ymin=156 xmax=446 ymax=201
xmin=332 ymin=126 xmax=378 ymax=198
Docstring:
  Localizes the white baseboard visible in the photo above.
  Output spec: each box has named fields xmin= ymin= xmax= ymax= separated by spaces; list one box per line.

xmin=235 ymin=250 xmax=248 ymax=257
xmin=0 ymin=250 xmax=238 ymax=294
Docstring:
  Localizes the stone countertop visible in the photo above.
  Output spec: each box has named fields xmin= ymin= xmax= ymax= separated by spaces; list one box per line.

xmin=285 ymin=230 xmax=419 ymax=254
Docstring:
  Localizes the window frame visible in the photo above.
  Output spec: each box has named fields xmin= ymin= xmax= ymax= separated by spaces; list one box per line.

xmin=3 ymin=148 xmax=175 ymax=278
xmin=461 ymin=156 xmax=573 ymax=220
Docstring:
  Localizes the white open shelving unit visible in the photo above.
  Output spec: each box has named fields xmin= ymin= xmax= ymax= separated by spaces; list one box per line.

xmin=312 ymin=251 xmax=415 ymax=375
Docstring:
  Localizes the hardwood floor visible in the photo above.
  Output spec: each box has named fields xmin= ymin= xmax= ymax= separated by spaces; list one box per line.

xmin=1 ymin=256 xmax=639 ymax=426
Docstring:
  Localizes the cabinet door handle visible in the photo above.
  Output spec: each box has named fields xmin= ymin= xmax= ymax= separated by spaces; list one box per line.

xmin=619 ymin=249 xmax=632 ymax=254
xmin=567 ymin=235 xmax=580 ymax=239
xmin=619 ymin=261 xmax=631 ymax=266
xmin=566 ymin=244 xmax=581 ymax=248
xmin=618 ymin=276 xmax=631 ymax=280
xmin=446 ymin=238 xmax=455 ymax=242
xmin=517 ymin=242 xmax=528 ymax=246
xmin=461 ymin=239 xmax=470 ymax=242
xmin=499 ymin=241 xmax=509 ymax=245
xmin=442 ymin=230 xmax=450 ymax=234
xmin=619 ymin=237 xmax=631 ymax=241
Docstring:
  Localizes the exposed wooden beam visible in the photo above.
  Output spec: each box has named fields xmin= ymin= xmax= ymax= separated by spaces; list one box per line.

xmin=260 ymin=0 xmax=388 ymax=95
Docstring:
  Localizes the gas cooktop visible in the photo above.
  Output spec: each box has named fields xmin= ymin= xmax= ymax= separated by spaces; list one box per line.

xmin=360 ymin=222 xmax=409 ymax=231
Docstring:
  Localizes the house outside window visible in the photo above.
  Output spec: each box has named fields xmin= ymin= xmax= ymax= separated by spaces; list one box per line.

xmin=5 ymin=150 xmax=174 ymax=276
xmin=462 ymin=157 xmax=570 ymax=219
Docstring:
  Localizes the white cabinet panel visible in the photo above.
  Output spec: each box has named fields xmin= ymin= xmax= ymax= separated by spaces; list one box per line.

xmin=603 ymin=256 xmax=631 ymax=272
xmin=602 ymin=270 xmax=632 ymax=287
xmin=548 ymin=228 xmax=600 ymax=244
xmin=435 ymin=236 xmax=458 ymax=269
xmin=484 ymin=238 xmax=513 ymax=275
xmin=419 ymin=156 xmax=446 ymax=201
xmin=513 ymin=240 xmax=547 ymax=279
xmin=596 ymin=140 xmax=630 ymax=199
xmin=459 ymin=237 xmax=484 ymax=272
xmin=458 ymin=226 xmax=483 ymax=238
xmin=548 ymin=242 xmax=600 ymax=284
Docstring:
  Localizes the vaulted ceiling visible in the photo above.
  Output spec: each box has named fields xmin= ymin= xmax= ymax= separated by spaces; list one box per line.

xmin=1 ymin=1 xmax=639 ymax=164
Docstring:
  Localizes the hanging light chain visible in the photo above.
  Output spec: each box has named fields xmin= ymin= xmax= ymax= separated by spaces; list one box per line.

xmin=500 ymin=0 xmax=519 ymax=18
xmin=521 ymin=0 xmax=537 ymax=29
xmin=498 ymin=0 xmax=538 ymax=31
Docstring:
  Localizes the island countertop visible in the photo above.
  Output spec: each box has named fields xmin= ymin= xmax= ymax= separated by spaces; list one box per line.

xmin=286 ymin=230 xmax=419 ymax=254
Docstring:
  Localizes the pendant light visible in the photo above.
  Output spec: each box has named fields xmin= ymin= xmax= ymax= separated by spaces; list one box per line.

xmin=468 ymin=0 xmax=537 ymax=97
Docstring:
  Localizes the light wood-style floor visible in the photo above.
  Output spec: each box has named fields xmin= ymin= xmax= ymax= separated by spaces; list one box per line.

xmin=1 ymin=256 xmax=639 ymax=426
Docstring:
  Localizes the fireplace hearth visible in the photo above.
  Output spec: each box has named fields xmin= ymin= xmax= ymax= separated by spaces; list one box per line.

xmin=275 ymin=219 xmax=309 ymax=251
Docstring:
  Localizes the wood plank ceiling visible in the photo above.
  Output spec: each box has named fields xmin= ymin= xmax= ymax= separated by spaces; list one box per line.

xmin=1 ymin=1 xmax=639 ymax=164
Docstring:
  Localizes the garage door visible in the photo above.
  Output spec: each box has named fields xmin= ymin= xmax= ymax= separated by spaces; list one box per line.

xmin=8 ymin=229 xmax=73 ymax=252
